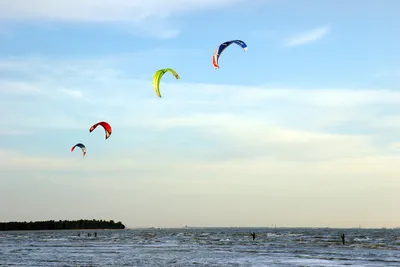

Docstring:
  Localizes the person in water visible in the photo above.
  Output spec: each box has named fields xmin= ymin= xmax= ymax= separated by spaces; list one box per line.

xmin=341 ymin=233 xmax=345 ymax=245
xmin=251 ymin=232 xmax=256 ymax=240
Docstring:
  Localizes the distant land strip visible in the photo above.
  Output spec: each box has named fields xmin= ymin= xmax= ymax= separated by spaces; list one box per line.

xmin=0 ymin=219 xmax=125 ymax=231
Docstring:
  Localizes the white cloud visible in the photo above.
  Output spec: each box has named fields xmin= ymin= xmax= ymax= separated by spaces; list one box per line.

xmin=0 ymin=144 xmax=398 ymax=181
xmin=153 ymin=29 xmax=180 ymax=39
xmin=0 ymin=80 xmax=42 ymax=94
xmin=0 ymin=56 xmax=399 ymax=167
xmin=390 ymin=141 xmax=400 ymax=150
xmin=150 ymin=113 xmax=380 ymax=161
xmin=154 ymin=113 xmax=355 ymax=144
xmin=0 ymin=149 xmax=145 ymax=171
xmin=1 ymin=56 xmax=400 ymax=137
xmin=284 ymin=25 xmax=330 ymax=47
xmin=0 ymin=61 xmax=21 ymax=70
xmin=369 ymin=114 xmax=400 ymax=132
xmin=0 ymin=0 xmax=249 ymax=38
xmin=234 ymin=87 xmax=400 ymax=107
xmin=0 ymin=0 xmax=244 ymax=21
xmin=59 ymin=88 xmax=86 ymax=99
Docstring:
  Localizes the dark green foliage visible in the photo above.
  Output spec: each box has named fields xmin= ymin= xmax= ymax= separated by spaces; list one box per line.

xmin=0 ymin=219 xmax=125 ymax=231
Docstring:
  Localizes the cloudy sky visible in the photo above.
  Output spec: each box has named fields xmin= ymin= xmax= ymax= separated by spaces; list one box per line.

xmin=0 ymin=0 xmax=399 ymax=229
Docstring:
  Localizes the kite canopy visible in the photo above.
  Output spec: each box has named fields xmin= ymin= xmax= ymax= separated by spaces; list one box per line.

xmin=71 ymin=143 xmax=87 ymax=156
xmin=212 ymin=40 xmax=247 ymax=69
xmin=89 ymin=121 xmax=112 ymax=139
xmin=153 ymin=68 xmax=180 ymax=98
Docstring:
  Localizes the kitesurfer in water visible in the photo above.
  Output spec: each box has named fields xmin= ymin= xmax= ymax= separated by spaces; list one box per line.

xmin=251 ymin=232 xmax=256 ymax=240
xmin=341 ymin=233 xmax=345 ymax=245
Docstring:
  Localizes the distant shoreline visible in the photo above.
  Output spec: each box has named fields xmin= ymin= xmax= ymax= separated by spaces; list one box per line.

xmin=0 ymin=219 xmax=125 ymax=231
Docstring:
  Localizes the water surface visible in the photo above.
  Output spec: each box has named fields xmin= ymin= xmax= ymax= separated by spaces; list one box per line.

xmin=0 ymin=227 xmax=399 ymax=266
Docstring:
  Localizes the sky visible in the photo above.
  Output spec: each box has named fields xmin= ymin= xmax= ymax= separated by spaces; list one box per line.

xmin=0 ymin=0 xmax=400 ymax=229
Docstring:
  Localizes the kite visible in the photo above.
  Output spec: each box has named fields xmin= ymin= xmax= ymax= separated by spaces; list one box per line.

xmin=153 ymin=68 xmax=180 ymax=98
xmin=212 ymin=40 xmax=247 ymax=69
xmin=89 ymin=121 xmax=112 ymax=139
xmin=71 ymin=143 xmax=87 ymax=156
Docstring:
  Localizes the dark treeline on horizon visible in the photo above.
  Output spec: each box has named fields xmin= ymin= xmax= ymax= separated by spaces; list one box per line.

xmin=0 ymin=219 xmax=125 ymax=231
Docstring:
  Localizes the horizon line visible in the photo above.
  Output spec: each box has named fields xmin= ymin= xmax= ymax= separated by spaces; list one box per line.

xmin=125 ymin=226 xmax=399 ymax=230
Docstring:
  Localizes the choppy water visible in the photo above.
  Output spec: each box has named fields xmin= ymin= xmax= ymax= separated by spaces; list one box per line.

xmin=0 ymin=228 xmax=399 ymax=266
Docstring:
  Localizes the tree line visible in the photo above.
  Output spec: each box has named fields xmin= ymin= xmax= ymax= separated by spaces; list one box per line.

xmin=0 ymin=219 xmax=125 ymax=231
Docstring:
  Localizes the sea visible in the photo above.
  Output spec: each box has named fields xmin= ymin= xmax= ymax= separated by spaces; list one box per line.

xmin=0 ymin=227 xmax=399 ymax=266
